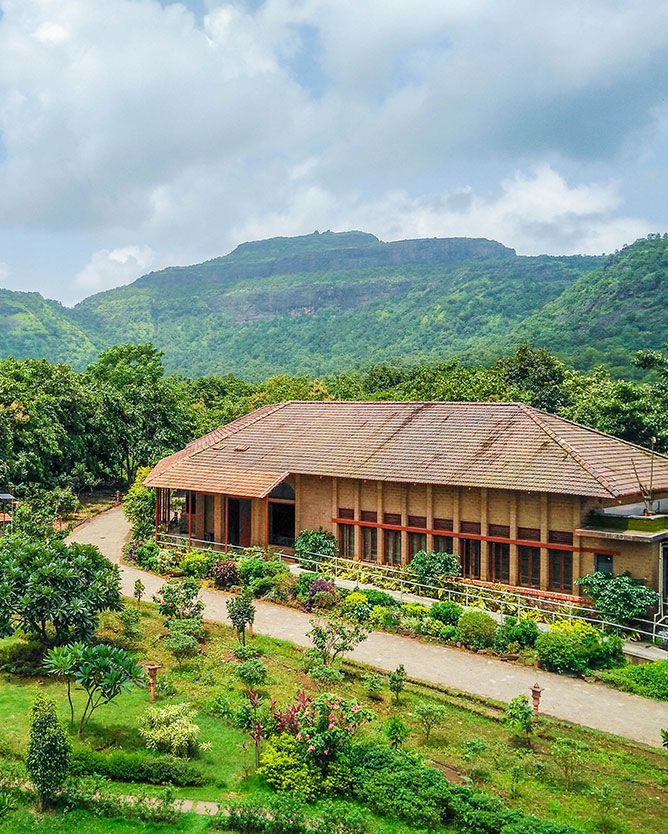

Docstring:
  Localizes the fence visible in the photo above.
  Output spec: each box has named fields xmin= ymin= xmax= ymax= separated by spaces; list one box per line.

xmin=156 ymin=531 xmax=666 ymax=641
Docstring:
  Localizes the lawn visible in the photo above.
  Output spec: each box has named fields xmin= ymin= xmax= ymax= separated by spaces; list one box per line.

xmin=0 ymin=600 xmax=667 ymax=833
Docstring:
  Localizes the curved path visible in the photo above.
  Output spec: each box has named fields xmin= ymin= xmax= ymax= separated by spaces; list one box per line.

xmin=70 ymin=507 xmax=668 ymax=748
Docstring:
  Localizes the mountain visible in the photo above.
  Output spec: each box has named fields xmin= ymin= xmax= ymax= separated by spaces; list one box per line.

xmin=66 ymin=230 xmax=600 ymax=378
xmin=4 ymin=230 xmax=665 ymax=379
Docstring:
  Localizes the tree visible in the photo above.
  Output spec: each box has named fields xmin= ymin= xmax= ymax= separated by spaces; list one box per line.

xmin=414 ymin=701 xmax=447 ymax=742
xmin=505 ymin=695 xmax=535 ymax=747
xmin=575 ymin=572 xmax=660 ymax=624
xmin=134 ymin=578 xmax=145 ymax=607
xmin=551 ymin=737 xmax=588 ymax=790
xmin=0 ymin=536 xmax=122 ymax=644
xmin=495 ymin=343 xmax=570 ymax=412
xmin=388 ymin=664 xmax=406 ymax=704
xmin=227 ymin=593 xmax=256 ymax=645
xmin=45 ymin=643 xmax=146 ymax=736
xmin=384 ymin=716 xmax=409 ymax=749
xmin=11 ymin=487 xmax=78 ymax=544
xmin=25 ymin=693 xmax=71 ymax=810
xmin=408 ymin=550 xmax=461 ymax=586
xmin=306 ymin=616 xmax=368 ymax=666
xmin=294 ymin=528 xmax=338 ymax=569
xmin=154 ymin=577 xmax=204 ymax=621
xmin=42 ymin=644 xmax=80 ymax=731
xmin=123 ymin=467 xmax=156 ymax=540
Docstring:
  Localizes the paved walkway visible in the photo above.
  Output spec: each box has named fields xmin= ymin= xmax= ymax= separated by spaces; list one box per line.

xmin=69 ymin=508 xmax=668 ymax=748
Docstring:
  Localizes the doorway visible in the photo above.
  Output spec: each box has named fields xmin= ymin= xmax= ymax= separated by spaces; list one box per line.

xmin=228 ymin=498 xmax=252 ymax=547
xmin=269 ymin=502 xmax=295 ymax=547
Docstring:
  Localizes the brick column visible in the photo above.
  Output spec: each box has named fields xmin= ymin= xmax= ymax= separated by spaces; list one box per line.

xmin=353 ymin=481 xmax=362 ymax=561
xmin=376 ymin=481 xmax=385 ymax=564
xmin=540 ymin=492 xmax=549 ymax=590
xmin=452 ymin=486 xmax=461 ymax=557
xmin=572 ymin=496 xmax=582 ymax=596
xmin=331 ymin=477 xmax=339 ymax=546
xmin=509 ymin=491 xmax=519 ymax=586
xmin=294 ymin=474 xmax=302 ymax=536
xmin=400 ymin=483 xmax=408 ymax=567
xmin=480 ymin=487 xmax=489 ymax=580
xmin=214 ymin=494 xmax=224 ymax=547
xmin=426 ymin=484 xmax=434 ymax=552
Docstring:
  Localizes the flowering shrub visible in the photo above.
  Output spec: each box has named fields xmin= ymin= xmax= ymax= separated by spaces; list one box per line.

xmin=153 ymin=578 xmax=204 ymax=620
xmin=139 ymin=702 xmax=200 ymax=757
xmin=306 ymin=578 xmax=337 ymax=611
xmin=211 ymin=559 xmax=240 ymax=589
xmin=536 ymin=621 xmax=623 ymax=675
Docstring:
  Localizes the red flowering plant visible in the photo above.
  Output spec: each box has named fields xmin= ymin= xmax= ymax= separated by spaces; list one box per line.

xmin=270 ymin=690 xmax=373 ymax=767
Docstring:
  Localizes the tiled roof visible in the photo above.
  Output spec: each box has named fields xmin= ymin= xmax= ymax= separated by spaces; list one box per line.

xmin=145 ymin=401 xmax=668 ymax=500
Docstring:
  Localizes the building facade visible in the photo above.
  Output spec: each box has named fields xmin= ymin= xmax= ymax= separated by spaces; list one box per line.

xmin=146 ymin=401 xmax=668 ymax=603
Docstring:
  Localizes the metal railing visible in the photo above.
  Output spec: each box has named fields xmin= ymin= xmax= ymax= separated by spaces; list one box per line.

xmin=156 ymin=531 xmax=664 ymax=641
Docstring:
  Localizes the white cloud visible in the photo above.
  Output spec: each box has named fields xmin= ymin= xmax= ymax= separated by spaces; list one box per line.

xmin=73 ymin=245 xmax=162 ymax=296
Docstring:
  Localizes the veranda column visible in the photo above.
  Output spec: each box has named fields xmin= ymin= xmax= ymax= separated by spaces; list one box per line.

xmin=214 ymin=494 xmax=224 ymax=548
xmin=331 ymin=478 xmax=339 ymax=547
xmin=539 ymin=493 xmax=549 ymax=590
xmin=572 ymin=497 xmax=582 ymax=596
xmin=426 ymin=484 xmax=434 ymax=552
xmin=376 ymin=481 xmax=385 ymax=565
xmin=509 ymin=491 xmax=519 ymax=586
xmin=353 ymin=481 xmax=362 ymax=561
xmin=480 ymin=487 xmax=489 ymax=581
xmin=294 ymin=474 xmax=302 ymax=536
xmin=452 ymin=486 xmax=461 ymax=557
xmin=400 ymin=483 xmax=408 ymax=567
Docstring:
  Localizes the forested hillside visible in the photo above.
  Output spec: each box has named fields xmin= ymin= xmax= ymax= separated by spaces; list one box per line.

xmin=2 ymin=231 xmax=667 ymax=378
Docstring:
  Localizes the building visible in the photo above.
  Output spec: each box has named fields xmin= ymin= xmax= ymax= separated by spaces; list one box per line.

xmin=145 ymin=400 xmax=668 ymax=603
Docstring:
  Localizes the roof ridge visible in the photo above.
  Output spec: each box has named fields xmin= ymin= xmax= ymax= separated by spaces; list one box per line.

xmin=517 ymin=403 xmax=620 ymax=498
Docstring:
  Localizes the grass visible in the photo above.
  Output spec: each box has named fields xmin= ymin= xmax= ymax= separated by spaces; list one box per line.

xmin=0 ymin=601 xmax=667 ymax=833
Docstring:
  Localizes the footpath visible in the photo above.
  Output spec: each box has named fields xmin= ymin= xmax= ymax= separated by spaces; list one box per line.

xmin=69 ymin=507 xmax=668 ymax=748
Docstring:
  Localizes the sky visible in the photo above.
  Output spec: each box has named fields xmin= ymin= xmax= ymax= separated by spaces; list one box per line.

xmin=0 ymin=0 xmax=667 ymax=304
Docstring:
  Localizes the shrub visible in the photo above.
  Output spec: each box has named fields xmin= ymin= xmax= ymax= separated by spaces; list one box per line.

xmin=153 ymin=577 xmax=204 ymax=620
xmin=505 ymin=695 xmax=535 ymax=746
xmin=236 ymin=658 xmax=268 ymax=689
xmin=249 ymin=576 xmax=275 ymax=597
xmin=166 ymin=631 xmax=199 ymax=665
xmin=342 ymin=591 xmax=369 ymax=609
xmin=400 ymin=602 xmax=430 ymax=619
xmin=70 ymin=748 xmax=205 ymax=786
xmin=239 ymin=556 xmax=289 ymax=586
xmin=388 ymin=664 xmax=406 ymax=704
xmin=455 ymin=610 xmax=498 ymax=650
xmin=180 ymin=549 xmax=214 ymax=578
xmin=294 ymin=528 xmax=338 ymax=568
xmin=493 ymin=617 xmax=540 ymax=653
xmin=551 ymin=737 xmax=588 ymax=790
xmin=122 ymin=467 xmax=155 ymax=540
xmin=227 ymin=593 xmax=256 ymax=645
xmin=132 ymin=541 xmax=160 ymax=571
xmin=259 ymin=732 xmax=321 ymax=800
xmin=270 ymin=572 xmax=299 ymax=602
xmin=155 ymin=548 xmax=182 ymax=574
xmin=211 ymin=559 xmax=240 ymax=589
xmin=384 ymin=716 xmax=409 ymax=748
xmin=414 ymin=701 xmax=447 ymax=741
xmin=307 ymin=578 xmax=337 ymax=610
xmin=535 ymin=621 xmax=624 ymax=675
xmin=362 ymin=672 xmax=384 ymax=700
xmin=139 ymin=702 xmax=200 ymax=757
xmin=311 ymin=591 xmax=336 ymax=610
xmin=576 ymin=572 xmax=660 ymax=624
xmin=25 ymin=693 xmax=71 ymax=810
xmin=118 ymin=607 xmax=144 ymax=643
xmin=310 ymin=664 xmax=344 ymax=689
xmin=307 ymin=616 xmax=369 ymax=666
xmin=369 ymin=605 xmax=401 ymax=628
xmin=408 ymin=549 xmax=461 ymax=585
xmin=430 ymin=600 xmax=463 ymax=626
xmin=296 ymin=571 xmax=322 ymax=599
xmin=233 ymin=644 xmax=261 ymax=661
xmin=598 ymin=659 xmax=668 ymax=700
xmin=167 ymin=616 xmax=206 ymax=640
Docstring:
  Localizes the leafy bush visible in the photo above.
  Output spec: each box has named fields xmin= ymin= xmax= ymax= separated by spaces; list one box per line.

xmin=310 ymin=664 xmax=344 ymax=689
xmin=388 ymin=664 xmax=406 ymax=704
xmin=414 ymin=701 xmax=447 ymax=741
xmin=180 ymin=549 xmax=214 ymax=578
xmin=306 ymin=578 xmax=337 ymax=610
xmin=493 ymin=617 xmax=540 ymax=653
xmin=307 ymin=616 xmax=369 ymax=665
xmin=166 ymin=631 xmax=199 ymax=665
xmin=369 ymin=605 xmax=401 ymax=628
xmin=118 ymin=607 xmax=144 ymax=643
xmin=248 ymin=576 xmax=276 ymax=597
xmin=124 ymin=539 xmax=159 ymax=570
xmin=408 ymin=549 xmax=461 ymax=585
xmin=455 ymin=610 xmax=498 ymax=650
xmin=576 ymin=572 xmax=660 ymax=624
xmin=213 ymin=794 xmax=372 ymax=834
xmin=70 ymin=748 xmax=205 ymax=786
xmin=233 ymin=644 xmax=261 ymax=661
xmin=599 ymin=659 xmax=668 ymax=700
xmin=270 ymin=572 xmax=299 ymax=602
xmin=236 ymin=658 xmax=268 ymax=689
xmin=296 ymin=571 xmax=322 ymax=599
xmin=259 ymin=732 xmax=321 ymax=800
xmin=153 ymin=577 xmax=204 ymax=620
xmin=294 ymin=528 xmax=338 ymax=568
xmin=356 ymin=588 xmax=399 ymax=608
xmin=155 ymin=548 xmax=182 ymax=574
xmin=0 ymin=637 xmax=45 ymax=676
xmin=167 ymin=616 xmax=206 ymax=640
xmin=211 ymin=559 xmax=240 ymax=589
xmin=384 ymin=716 xmax=409 ymax=748
xmin=505 ymin=695 xmax=535 ymax=745
xmin=25 ymin=693 xmax=71 ymax=810
xmin=122 ymin=467 xmax=155 ymax=540
xmin=535 ymin=621 xmax=624 ymax=675
xmin=227 ymin=593 xmax=256 ymax=645
xmin=362 ymin=672 xmax=384 ymax=700
xmin=312 ymin=590 xmax=337 ymax=610
xmin=139 ymin=702 xmax=200 ymax=757
xmin=430 ymin=600 xmax=463 ymax=626
xmin=239 ymin=556 xmax=289 ymax=586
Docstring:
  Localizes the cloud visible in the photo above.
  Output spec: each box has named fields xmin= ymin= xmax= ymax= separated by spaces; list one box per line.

xmin=0 ymin=0 xmax=665 ymax=301
xmin=73 ymin=245 xmax=162 ymax=296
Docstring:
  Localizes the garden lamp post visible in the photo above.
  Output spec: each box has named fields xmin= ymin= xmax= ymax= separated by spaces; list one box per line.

xmin=530 ymin=682 xmax=544 ymax=721
xmin=143 ymin=661 xmax=162 ymax=703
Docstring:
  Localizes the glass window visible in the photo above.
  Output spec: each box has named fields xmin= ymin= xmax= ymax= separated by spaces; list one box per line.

xmin=549 ymin=549 xmax=573 ymax=592
xmin=434 ymin=535 xmax=453 ymax=553
xmin=519 ymin=545 xmax=540 ymax=589
xmin=385 ymin=530 xmax=402 ymax=566
xmin=408 ymin=532 xmax=426 ymax=558
xmin=460 ymin=538 xmax=481 ymax=579
xmin=490 ymin=541 xmax=510 ymax=583
xmin=594 ymin=553 xmax=613 ymax=576
xmin=362 ymin=527 xmax=377 ymax=563
xmin=339 ymin=524 xmax=355 ymax=559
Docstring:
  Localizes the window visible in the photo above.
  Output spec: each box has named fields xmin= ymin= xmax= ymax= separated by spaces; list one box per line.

xmin=519 ymin=545 xmax=540 ymax=589
xmin=433 ymin=517 xmax=453 ymax=531
xmin=339 ymin=524 xmax=354 ymax=558
xmin=383 ymin=512 xmax=401 ymax=525
xmin=362 ymin=527 xmax=377 ymax=562
xmin=518 ymin=527 xmax=540 ymax=541
xmin=595 ymin=553 xmax=614 ymax=576
xmin=338 ymin=507 xmax=354 ymax=520
xmin=460 ymin=538 xmax=481 ymax=579
xmin=434 ymin=535 xmax=453 ymax=553
xmin=361 ymin=510 xmax=377 ymax=523
xmin=549 ymin=549 xmax=573 ymax=592
xmin=488 ymin=524 xmax=510 ymax=538
xmin=408 ymin=515 xmax=427 ymax=528
xmin=408 ymin=532 xmax=426 ymax=558
xmin=460 ymin=521 xmax=481 ymax=535
xmin=268 ymin=482 xmax=295 ymax=500
xmin=385 ymin=530 xmax=401 ymax=566
xmin=549 ymin=530 xmax=574 ymax=545
xmin=489 ymin=541 xmax=510 ymax=583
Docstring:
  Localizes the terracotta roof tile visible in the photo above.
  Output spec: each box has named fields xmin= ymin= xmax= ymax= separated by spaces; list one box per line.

xmin=145 ymin=401 xmax=668 ymax=500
